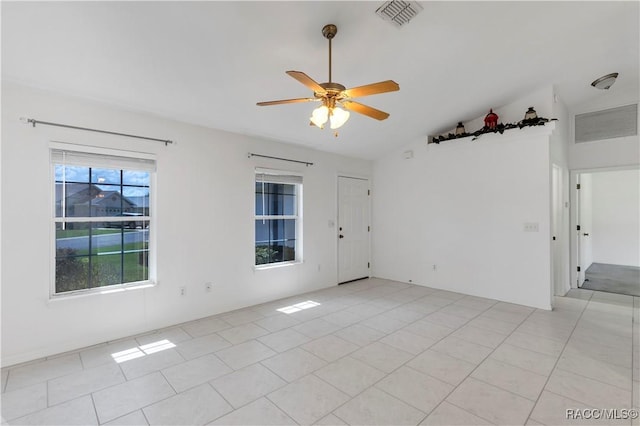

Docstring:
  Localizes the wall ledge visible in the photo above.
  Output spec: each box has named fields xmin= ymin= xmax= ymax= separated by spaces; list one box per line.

xmin=427 ymin=121 xmax=557 ymax=147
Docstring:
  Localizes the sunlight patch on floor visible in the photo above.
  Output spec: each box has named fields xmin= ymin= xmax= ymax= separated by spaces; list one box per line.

xmin=111 ymin=339 xmax=176 ymax=363
xmin=277 ymin=300 xmax=321 ymax=314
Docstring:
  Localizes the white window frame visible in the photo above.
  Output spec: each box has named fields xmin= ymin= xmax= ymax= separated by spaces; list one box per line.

xmin=50 ymin=143 xmax=156 ymax=298
xmin=254 ymin=168 xmax=303 ymax=268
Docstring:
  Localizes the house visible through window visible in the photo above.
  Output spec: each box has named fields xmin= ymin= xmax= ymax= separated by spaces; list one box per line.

xmin=52 ymin=148 xmax=155 ymax=295
xmin=255 ymin=170 xmax=302 ymax=265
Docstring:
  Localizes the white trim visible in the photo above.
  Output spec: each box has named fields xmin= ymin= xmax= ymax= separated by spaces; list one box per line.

xmin=48 ymin=281 xmax=156 ymax=302
xmin=337 ymin=173 xmax=370 ymax=181
xmin=570 ymin=164 xmax=640 ymax=174
xmin=253 ymin=260 xmax=303 ymax=271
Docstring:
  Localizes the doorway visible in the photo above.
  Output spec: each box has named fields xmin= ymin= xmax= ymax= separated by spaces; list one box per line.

xmin=572 ymin=168 xmax=640 ymax=296
xmin=337 ymin=176 xmax=370 ymax=284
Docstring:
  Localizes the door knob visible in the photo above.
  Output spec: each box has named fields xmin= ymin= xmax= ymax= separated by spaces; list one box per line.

xmin=339 ymin=234 xmax=344 ymax=239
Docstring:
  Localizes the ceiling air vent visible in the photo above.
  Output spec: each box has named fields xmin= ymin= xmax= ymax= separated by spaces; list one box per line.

xmin=575 ymin=104 xmax=638 ymax=143
xmin=376 ymin=0 xmax=423 ymax=28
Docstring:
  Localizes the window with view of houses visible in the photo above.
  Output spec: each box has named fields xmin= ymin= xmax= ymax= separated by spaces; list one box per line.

xmin=52 ymin=148 xmax=155 ymax=295
xmin=255 ymin=170 xmax=302 ymax=266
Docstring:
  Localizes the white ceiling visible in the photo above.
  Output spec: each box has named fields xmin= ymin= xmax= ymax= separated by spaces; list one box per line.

xmin=2 ymin=1 xmax=638 ymax=160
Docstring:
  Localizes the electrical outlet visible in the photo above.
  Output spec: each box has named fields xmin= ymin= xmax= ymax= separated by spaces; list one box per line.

xmin=205 ymin=282 xmax=212 ymax=292
xmin=179 ymin=286 xmax=186 ymax=296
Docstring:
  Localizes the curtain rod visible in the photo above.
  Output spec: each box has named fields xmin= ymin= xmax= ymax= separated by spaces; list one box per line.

xmin=248 ymin=153 xmax=313 ymax=166
xmin=22 ymin=118 xmax=174 ymax=146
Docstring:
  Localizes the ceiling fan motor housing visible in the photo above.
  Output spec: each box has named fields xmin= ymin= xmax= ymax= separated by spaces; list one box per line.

xmin=317 ymin=82 xmax=346 ymax=97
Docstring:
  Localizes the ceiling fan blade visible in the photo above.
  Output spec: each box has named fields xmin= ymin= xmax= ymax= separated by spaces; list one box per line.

xmin=286 ymin=71 xmax=326 ymax=94
xmin=341 ymin=100 xmax=390 ymax=120
xmin=257 ymin=98 xmax=317 ymax=106
xmin=342 ymin=80 xmax=399 ymax=99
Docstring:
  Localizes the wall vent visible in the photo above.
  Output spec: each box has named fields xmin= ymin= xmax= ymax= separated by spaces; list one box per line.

xmin=375 ymin=0 xmax=423 ymax=28
xmin=575 ymin=103 xmax=638 ymax=143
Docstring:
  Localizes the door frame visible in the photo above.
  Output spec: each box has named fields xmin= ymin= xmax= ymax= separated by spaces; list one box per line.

xmin=551 ymin=164 xmax=568 ymax=296
xmin=336 ymin=174 xmax=371 ymax=284
xmin=569 ymin=165 xmax=640 ymax=289
xmin=575 ymin=172 xmax=588 ymax=287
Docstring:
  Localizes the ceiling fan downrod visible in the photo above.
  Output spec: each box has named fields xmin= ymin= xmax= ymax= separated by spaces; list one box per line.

xmin=322 ymin=24 xmax=337 ymax=83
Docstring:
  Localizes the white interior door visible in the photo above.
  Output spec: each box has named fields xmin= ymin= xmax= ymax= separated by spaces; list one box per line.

xmin=338 ymin=176 xmax=370 ymax=283
xmin=577 ymin=173 xmax=593 ymax=286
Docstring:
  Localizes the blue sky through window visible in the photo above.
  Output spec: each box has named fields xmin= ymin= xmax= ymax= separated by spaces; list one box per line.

xmin=55 ymin=165 xmax=150 ymax=196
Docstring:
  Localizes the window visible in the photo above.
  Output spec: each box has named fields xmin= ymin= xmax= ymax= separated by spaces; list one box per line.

xmin=255 ymin=170 xmax=302 ymax=266
xmin=52 ymin=148 xmax=155 ymax=295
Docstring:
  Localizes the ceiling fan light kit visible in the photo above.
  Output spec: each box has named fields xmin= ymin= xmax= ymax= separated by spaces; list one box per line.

xmin=257 ymin=24 xmax=399 ymax=135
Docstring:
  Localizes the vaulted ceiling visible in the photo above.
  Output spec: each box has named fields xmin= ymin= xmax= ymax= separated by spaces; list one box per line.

xmin=2 ymin=1 xmax=638 ymax=159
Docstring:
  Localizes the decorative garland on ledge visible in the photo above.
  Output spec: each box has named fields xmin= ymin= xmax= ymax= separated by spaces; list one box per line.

xmin=429 ymin=113 xmax=557 ymax=144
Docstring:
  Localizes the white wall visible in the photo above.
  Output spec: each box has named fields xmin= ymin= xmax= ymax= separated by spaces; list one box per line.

xmin=570 ymin=134 xmax=639 ymax=170
xmin=590 ymin=169 xmax=640 ymax=267
xmin=0 ymin=83 xmax=371 ymax=366
xmin=372 ymin=89 xmax=556 ymax=310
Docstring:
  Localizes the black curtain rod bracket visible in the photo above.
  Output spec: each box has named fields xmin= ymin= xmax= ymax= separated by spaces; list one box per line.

xmin=22 ymin=118 xmax=174 ymax=146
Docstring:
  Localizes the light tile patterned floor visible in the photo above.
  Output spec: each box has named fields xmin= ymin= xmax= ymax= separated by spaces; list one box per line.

xmin=1 ymin=279 xmax=638 ymax=425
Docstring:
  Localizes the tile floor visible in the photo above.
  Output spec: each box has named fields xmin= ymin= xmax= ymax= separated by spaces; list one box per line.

xmin=1 ymin=278 xmax=638 ymax=425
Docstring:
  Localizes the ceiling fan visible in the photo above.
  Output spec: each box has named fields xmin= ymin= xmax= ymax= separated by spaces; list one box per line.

xmin=257 ymin=24 xmax=400 ymax=131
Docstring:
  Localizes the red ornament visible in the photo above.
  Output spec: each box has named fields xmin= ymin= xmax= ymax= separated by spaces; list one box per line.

xmin=484 ymin=109 xmax=499 ymax=129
